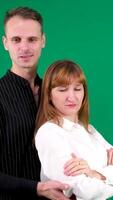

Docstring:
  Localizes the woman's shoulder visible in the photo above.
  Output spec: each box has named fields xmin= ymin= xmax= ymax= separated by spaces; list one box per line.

xmin=39 ymin=121 xmax=59 ymax=129
xmin=88 ymin=124 xmax=97 ymax=134
xmin=35 ymin=121 xmax=63 ymax=147
xmin=36 ymin=121 xmax=61 ymax=137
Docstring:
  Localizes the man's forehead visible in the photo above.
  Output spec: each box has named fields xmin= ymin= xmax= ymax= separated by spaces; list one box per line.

xmin=5 ymin=16 xmax=42 ymax=35
xmin=8 ymin=35 xmax=40 ymax=39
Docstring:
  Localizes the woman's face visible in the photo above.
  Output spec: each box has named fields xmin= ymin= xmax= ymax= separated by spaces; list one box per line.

xmin=51 ymin=80 xmax=84 ymax=122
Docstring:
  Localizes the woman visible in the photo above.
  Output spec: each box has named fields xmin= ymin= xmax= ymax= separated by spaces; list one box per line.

xmin=35 ymin=60 xmax=113 ymax=200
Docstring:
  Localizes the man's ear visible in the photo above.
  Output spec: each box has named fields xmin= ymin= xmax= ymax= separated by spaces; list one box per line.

xmin=42 ymin=33 xmax=46 ymax=48
xmin=2 ymin=36 xmax=8 ymax=51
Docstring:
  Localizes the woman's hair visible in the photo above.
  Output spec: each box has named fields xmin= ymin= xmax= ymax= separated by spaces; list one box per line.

xmin=35 ymin=60 xmax=89 ymax=131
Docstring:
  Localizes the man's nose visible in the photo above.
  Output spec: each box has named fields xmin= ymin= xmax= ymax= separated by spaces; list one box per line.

xmin=20 ymin=41 xmax=29 ymax=50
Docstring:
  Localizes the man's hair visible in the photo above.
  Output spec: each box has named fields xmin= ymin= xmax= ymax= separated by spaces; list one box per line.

xmin=4 ymin=6 xmax=43 ymax=32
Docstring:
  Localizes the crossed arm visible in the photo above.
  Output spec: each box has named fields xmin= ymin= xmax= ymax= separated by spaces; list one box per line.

xmin=36 ymin=124 xmax=113 ymax=200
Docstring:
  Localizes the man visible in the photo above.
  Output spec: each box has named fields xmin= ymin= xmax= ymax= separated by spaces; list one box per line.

xmin=0 ymin=7 xmax=70 ymax=200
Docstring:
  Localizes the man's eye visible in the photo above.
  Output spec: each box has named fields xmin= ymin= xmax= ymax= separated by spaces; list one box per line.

xmin=12 ymin=37 xmax=21 ymax=43
xmin=28 ymin=37 xmax=38 ymax=42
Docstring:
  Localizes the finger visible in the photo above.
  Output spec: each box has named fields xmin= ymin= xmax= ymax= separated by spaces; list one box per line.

xmin=65 ymin=159 xmax=88 ymax=172
xmin=53 ymin=183 xmax=70 ymax=191
xmin=79 ymin=159 xmax=87 ymax=165
xmin=64 ymin=161 xmax=78 ymax=171
xmin=57 ymin=183 xmax=70 ymax=191
xmin=66 ymin=168 xmax=87 ymax=176
xmin=64 ymin=160 xmax=75 ymax=169
xmin=64 ymin=161 xmax=89 ymax=176
xmin=53 ymin=190 xmax=70 ymax=200
xmin=64 ymin=158 xmax=80 ymax=169
xmin=111 ymin=157 xmax=113 ymax=165
xmin=110 ymin=151 xmax=113 ymax=165
xmin=64 ymin=159 xmax=82 ymax=173
xmin=109 ymin=152 xmax=112 ymax=164
xmin=107 ymin=148 xmax=113 ymax=164
xmin=107 ymin=150 xmax=110 ymax=165
xmin=45 ymin=181 xmax=70 ymax=190
xmin=46 ymin=189 xmax=70 ymax=200
xmin=64 ymin=164 xmax=87 ymax=176
xmin=71 ymin=153 xmax=77 ymax=158
xmin=55 ymin=191 xmax=70 ymax=200
xmin=107 ymin=150 xmax=112 ymax=165
xmin=72 ymin=167 xmax=91 ymax=176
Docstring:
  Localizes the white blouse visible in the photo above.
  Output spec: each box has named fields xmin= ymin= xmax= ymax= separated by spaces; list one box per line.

xmin=35 ymin=118 xmax=113 ymax=200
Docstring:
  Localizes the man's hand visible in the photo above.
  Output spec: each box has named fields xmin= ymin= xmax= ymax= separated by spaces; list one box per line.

xmin=107 ymin=148 xmax=113 ymax=165
xmin=64 ymin=153 xmax=90 ymax=176
xmin=37 ymin=180 xmax=70 ymax=200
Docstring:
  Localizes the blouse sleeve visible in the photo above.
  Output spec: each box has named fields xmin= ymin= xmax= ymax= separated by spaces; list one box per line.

xmin=35 ymin=123 xmax=113 ymax=200
xmin=89 ymin=125 xmax=113 ymax=186
xmin=89 ymin=124 xmax=113 ymax=149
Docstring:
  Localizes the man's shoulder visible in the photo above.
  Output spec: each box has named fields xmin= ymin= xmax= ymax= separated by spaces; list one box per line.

xmin=0 ymin=72 xmax=9 ymax=86
xmin=0 ymin=72 xmax=12 ymax=100
xmin=0 ymin=73 xmax=8 ymax=84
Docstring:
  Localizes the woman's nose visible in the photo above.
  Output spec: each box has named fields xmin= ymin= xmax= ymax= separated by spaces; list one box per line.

xmin=67 ymin=91 xmax=75 ymax=101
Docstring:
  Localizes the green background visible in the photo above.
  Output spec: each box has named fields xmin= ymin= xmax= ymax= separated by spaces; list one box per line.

xmin=0 ymin=1 xmax=113 ymax=199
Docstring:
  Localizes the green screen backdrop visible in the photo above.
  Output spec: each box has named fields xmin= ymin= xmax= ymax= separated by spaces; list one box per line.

xmin=0 ymin=1 xmax=113 ymax=199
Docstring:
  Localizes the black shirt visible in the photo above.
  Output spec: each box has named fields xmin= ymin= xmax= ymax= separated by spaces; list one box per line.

xmin=0 ymin=70 xmax=45 ymax=200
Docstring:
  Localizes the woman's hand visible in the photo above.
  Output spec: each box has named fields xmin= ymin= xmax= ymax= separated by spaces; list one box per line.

xmin=64 ymin=153 xmax=90 ymax=176
xmin=64 ymin=153 xmax=106 ymax=181
xmin=85 ymin=170 xmax=106 ymax=181
xmin=107 ymin=148 xmax=113 ymax=165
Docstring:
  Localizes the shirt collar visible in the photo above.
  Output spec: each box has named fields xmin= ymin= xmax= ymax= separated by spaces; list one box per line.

xmin=6 ymin=70 xmax=42 ymax=88
xmin=62 ymin=117 xmax=80 ymax=131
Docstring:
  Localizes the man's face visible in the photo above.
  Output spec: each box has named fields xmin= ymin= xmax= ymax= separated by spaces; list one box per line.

xmin=3 ymin=16 xmax=45 ymax=72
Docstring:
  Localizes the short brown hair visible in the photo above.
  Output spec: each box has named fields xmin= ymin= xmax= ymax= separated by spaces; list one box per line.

xmin=4 ymin=7 xmax=43 ymax=33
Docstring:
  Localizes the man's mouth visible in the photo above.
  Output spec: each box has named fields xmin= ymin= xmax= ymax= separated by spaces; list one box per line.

xmin=19 ymin=55 xmax=33 ymax=58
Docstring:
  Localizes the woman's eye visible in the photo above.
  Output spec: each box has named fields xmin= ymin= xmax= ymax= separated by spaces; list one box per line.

xmin=58 ymin=87 xmax=67 ymax=92
xmin=74 ymin=88 xmax=82 ymax=91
